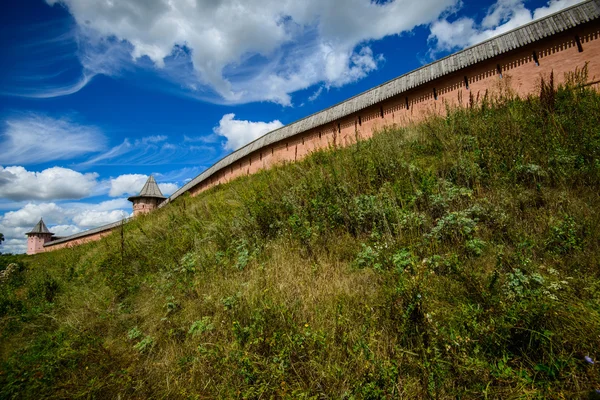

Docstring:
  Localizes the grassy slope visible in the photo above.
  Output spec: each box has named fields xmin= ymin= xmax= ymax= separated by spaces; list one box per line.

xmin=1 ymin=72 xmax=600 ymax=399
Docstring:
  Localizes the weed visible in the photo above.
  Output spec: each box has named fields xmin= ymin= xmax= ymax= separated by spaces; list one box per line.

xmin=2 ymin=77 xmax=600 ymax=398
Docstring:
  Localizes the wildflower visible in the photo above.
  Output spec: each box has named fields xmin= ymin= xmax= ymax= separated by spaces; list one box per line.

xmin=304 ymin=323 xmax=309 ymax=328
xmin=585 ymin=356 xmax=595 ymax=364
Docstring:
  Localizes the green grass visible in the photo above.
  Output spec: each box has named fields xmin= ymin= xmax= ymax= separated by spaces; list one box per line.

xmin=1 ymin=69 xmax=600 ymax=399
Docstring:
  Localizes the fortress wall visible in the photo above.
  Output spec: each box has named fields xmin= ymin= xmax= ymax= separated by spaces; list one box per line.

xmin=39 ymin=4 xmax=600 ymax=253
xmin=44 ymin=228 xmax=115 ymax=252
xmin=183 ymin=18 xmax=600 ymax=202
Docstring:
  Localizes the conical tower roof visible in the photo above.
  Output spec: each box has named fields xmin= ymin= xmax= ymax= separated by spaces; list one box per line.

xmin=128 ymin=175 xmax=166 ymax=201
xmin=27 ymin=218 xmax=53 ymax=235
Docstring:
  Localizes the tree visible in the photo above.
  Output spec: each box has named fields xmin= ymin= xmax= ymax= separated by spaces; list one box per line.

xmin=0 ymin=232 xmax=4 ymax=255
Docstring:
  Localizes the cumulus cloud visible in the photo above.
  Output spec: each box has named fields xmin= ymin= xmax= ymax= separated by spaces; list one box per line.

xmin=0 ymin=114 xmax=106 ymax=165
xmin=158 ymin=183 xmax=178 ymax=195
xmin=214 ymin=114 xmax=284 ymax=151
xmin=0 ymin=166 xmax=99 ymax=201
xmin=109 ymin=174 xmax=149 ymax=197
xmin=51 ymin=225 xmax=83 ymax=237
xmin=428 ymin=0 xmax=584 ymax=54
xmin=0 ymin=199 xmax=132 ymax=253
xmin=108 ymin=173 xmax=178 ymax=197
xmin=72 ymin=209 xmax=130 ymax=228
xmin=41 ymin=0 xmax=458 ymax=104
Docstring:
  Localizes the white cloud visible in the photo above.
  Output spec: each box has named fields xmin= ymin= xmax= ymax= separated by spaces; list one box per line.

xmin=72 ymin=209 xmax=130 ymax=228
xmin=2 ymin=203 xmax=69 ymax=229
xmin=109 ymin=174 xmax=149 ymax=197
xmin=108 ymin=173 xmax=178 ymax=197
xmin=0 ymin=166 xmax=99 ymax=201
xmin=43 ymin=0 xmax=458 ymax=104
xmin=308 ymin=86 xmax=325 ymax=102
xmin=0 ymin=198 xmax=133 ymax=253
xmin=0 ymin=114 xmax=106 ymax=165
xmin=51 ymin=224 xmax=83 ymax=237
xmin=428 ymin=0 xmax=584 ymax=54
xmin=158 ymin=183 xmax=178 ymax=195
xmin=214 ymin=114 xmax=284 ymax=151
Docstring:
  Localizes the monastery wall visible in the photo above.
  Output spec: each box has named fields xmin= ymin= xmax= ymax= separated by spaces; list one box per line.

xmin=44 ymin=229 xmax=114 ymax=252
xmin=186 ymin=20 xmax=600 ymax=197
xmin=41 ymin=1 xmax=600 ymax=253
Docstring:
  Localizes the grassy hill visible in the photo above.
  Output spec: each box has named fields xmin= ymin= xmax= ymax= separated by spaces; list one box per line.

xmin=1 ymin=70 xmax=600 ymax=399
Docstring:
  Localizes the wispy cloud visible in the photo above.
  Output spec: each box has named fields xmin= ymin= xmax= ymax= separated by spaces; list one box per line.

xmin=0 ymin=114 xmax=106 ymax=165
xmin=308 ymin=86 xmax=324 ymax=102
xmin=0 ymin=17 xmax=98 ymax=99
xmin=428 ymin=0 xmax=584 ymax=55
xmin=33 ymin=0 xmax=459 ymax=104
xmin=78 ymin=135 xmax=218 ymax=167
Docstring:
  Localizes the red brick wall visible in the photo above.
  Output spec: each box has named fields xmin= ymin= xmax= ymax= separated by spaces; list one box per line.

xmin=42 ymin=20 xmax=600 ymax=253
xmin=185 ymin=21 xmax=600 ymax=200
xmin=43 ymin=228 xmax=115 ymax=252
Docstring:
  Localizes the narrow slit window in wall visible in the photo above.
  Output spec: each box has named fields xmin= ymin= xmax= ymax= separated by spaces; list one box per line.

xmin=319 ymin=131 xmax=322 ymax=138
xmin=575 ymin=35 xmax=583 ymax=52
xmin=358 ymin=116 xmax=362 ymax=126
xmin=302 ymin=137 xmax=304 ymax=145
xmin=496 ymin=64 xmax=503 ymax=78
xmin=532 ymin=51 xmax=540 ymax=66
xmin=405 ymin=97 xmax=409 ymax=109
xmin=260 ymin=152 xmax=262 ymax=161
xmin=286 ymin=142 xmax=288 ymax=150
xmin=380 ymin=106 xmax=384 ymax=118
xmin=271 ymin=148 xmax=274 ymax=155
xmin=464 ymin=76 xmax=469 ymax=89
xmin=433 ymin=88 xmax=438 ymax=100
xmin=337 ymin=123 xmax=340 ymax=133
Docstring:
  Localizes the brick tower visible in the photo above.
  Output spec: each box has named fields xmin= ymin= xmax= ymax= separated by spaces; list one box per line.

xmin=26 ymin=218 xmax=54 ymax=255
xmin=128 ymin=176 xmax=166 ymax=216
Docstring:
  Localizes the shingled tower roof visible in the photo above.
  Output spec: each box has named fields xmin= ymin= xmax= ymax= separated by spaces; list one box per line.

xmin=127 ymin=175 xmax=166 ymax=201
xmin=27 ymin=218 xmax=53 ymax=236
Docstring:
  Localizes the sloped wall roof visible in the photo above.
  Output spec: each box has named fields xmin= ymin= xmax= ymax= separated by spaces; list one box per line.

xmin=163 ymin=0 xmax=600 ymax=206
xmin=44 ymin=0 xmax=600 ymax=249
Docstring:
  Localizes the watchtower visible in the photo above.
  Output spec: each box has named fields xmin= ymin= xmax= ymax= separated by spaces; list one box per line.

xmin=26 ymin=218 xmax=54 ymax=255
xmin=128 ymin=175 xmax=166 ymax=216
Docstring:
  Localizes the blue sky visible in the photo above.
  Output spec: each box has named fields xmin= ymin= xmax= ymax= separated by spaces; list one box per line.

xmin=0 ymin=0 xmax=583 ymax=253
